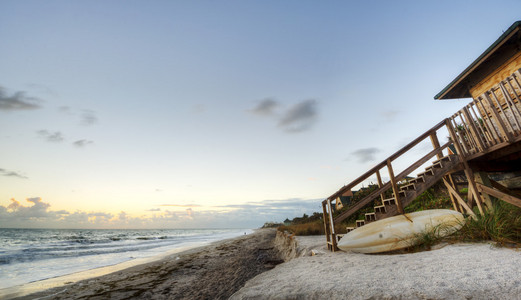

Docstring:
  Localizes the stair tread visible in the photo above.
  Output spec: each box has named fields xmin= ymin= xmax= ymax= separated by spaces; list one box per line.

xmin=426 ymin=161 xmax=443 ymax=171
xmin=418 ymin=169 xmax=435 ymax=177
xmin=409 ymin=176 xmax=425 ymax=184
xmin=432 ymin=155 xmax=452 ymax=164
xmin=400 ymin=183 xmax=416 ymax=191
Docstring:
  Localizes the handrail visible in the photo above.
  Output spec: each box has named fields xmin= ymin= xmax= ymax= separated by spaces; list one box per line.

xmin=326 ymin=119 xmax=447 ymax=202
xmin=333 ymin=141 xmax=450 ymax=223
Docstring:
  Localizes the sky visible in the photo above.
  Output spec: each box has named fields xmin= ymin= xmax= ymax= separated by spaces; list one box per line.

xmin=1 ymin=0 xmax=520 ymax=229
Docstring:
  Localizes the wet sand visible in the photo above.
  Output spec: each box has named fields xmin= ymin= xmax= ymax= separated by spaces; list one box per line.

xmin=4 ymin=229 xmax=281 ymax=300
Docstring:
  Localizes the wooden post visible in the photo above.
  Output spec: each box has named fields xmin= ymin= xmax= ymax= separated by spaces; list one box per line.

xmin=429 ymin=132 xmax=443 ymax=159
xmin=376 ymin=170 xmax=385 ymax=203
xmin=474 ymin=172 xmax=494 ymax=210
xmin=326 ymin=199 xmax=337 ymax=251
xmin=387 ymin=159 xmax=404 ymax=214
xmin=322 ymin=201 xmax=331 ymax=250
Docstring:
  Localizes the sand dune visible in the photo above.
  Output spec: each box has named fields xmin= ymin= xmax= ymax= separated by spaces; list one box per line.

xmin=231 ymin=234 xmax=521 ymax=300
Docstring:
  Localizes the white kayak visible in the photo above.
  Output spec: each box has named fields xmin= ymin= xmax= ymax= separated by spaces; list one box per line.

xmin=337 ymin=209 xmax=465 ymax=253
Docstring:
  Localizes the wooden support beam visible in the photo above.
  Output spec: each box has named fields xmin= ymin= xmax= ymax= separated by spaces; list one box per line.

xmin=443 ymin=178 xmax=476 ymax=217
xmin=444 ymin=174 xmax=461 ymax=213
xmin=490 ymin=179 xmax=521 ymax=199
xmin=430 ymin=132 xmax=443 ymax=159
xmin=464 ymin=167 xmax=485 ymax=215
xmin=387 ymin=159 xmax=404 ymax=214
xmin=474 ymin=172 xmax=494 ymax=210
xmin=476 ymin=183 xmax=521 ymax=209
xmin=445 ymin=119 xmax=486 ymax=215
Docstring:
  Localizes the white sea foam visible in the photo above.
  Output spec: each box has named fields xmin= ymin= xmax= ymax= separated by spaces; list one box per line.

xmin=0 ymin=228 xmax=251 ymax=290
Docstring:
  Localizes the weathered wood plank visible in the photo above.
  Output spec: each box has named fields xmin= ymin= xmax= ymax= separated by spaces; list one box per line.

xmin=445 ymin=118 xmax=486 ymax=214
xmin=387 ymin=159 xmax=403 ymax=214
xmin=326 ymin=199 xmax=337 ymax=251
xmin=376 ymin=170 xmax=385 ymax=202
xmin=476 ymin=183 xmax=521 ymax=208
xmin=322 ymin=201 xmax=330 ymax=246
xmin=442 ymin=178 xmax=476 ymax=217
xmin=490 ymin=179 xmax=521 ymax=199
xmin=430 ymin=132 xmax=443 ymax=159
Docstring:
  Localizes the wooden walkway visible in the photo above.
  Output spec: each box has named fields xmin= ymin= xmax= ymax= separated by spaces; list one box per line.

xmin=323 ymin=69 xmax=521 ymax=251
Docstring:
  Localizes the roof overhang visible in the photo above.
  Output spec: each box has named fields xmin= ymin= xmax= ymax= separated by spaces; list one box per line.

xmin=435 ymin=21 xmax=521 ymax=100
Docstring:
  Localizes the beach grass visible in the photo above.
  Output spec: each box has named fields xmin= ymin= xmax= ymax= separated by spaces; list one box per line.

xmin=454 ymin=200 xmax=521 ymax=246
xmin=403 ymin=200 xmax=521 ymax=252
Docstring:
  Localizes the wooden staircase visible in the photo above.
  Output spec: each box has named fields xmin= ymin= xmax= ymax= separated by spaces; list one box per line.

xmin=322 ymin=118 xmax=474 ymax=251
xmin=345 ymin=155 xmax=460 ymax=233
xmin=324 ymin=70 xmax=521 ymax=251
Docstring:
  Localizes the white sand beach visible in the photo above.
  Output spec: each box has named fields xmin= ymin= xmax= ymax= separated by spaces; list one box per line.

xmin=231 ymin=234 xmax=521 ymax=300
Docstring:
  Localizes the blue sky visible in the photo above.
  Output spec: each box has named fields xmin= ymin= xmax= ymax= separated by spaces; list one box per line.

xmin=1 ymin=1 xmax=520 ymax=228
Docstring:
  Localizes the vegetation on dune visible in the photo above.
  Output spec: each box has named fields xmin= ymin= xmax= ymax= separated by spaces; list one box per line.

xmin=454 ymin=201 xmax=521 ymax=246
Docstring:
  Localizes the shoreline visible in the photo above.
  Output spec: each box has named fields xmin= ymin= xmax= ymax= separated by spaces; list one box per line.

xmin=6 ymin=231 xmax=520 ymax=299
xmin=0 ymin=242 xmax=208 ymax=299
xmin=2 ymin=229 xmax=279 ymax=300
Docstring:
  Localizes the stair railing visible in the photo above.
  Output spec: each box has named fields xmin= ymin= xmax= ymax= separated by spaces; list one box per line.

xmin=450 ymin=70 xmax=521 ymax=158
xmin=322 ymin=119 xmax=452 ymax=251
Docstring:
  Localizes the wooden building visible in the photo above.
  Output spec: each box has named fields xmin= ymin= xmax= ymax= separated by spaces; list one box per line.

xmin=322 ymin=21 xmax=521 ymax=251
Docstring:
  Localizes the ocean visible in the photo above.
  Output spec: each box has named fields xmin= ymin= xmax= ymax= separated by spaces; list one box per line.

xmin=0 ymin=228 xmax=251 ymax=290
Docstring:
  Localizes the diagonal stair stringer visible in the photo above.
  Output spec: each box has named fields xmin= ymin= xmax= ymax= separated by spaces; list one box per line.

xmin=334 ymin=154 xmax=461 ymax=226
